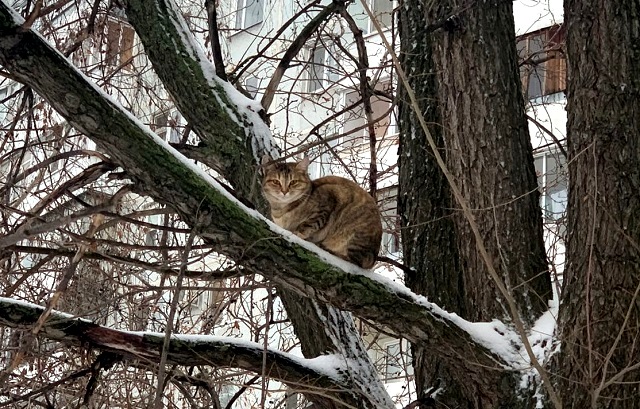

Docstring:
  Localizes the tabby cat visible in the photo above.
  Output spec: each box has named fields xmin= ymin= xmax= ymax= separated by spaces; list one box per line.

xmin=262 ymin=156 xmax=382 ymax=269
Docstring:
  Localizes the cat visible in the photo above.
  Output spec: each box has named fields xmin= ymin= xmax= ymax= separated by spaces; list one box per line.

xmin=261 ymin=156 xmax=382 ymax=269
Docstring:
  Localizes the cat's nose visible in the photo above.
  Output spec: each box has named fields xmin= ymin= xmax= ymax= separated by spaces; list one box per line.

xmin=281 ymin=189 xmax=289 ymax=195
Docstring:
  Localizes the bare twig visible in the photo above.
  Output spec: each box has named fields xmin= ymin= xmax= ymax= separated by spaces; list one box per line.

xmin=224 ymin=375 xmax=260 ymax=409
xmin=0 ymin=213 xmax=105 ymax=385
xmin=526 ymin=113 xmax=567 ymax=158
xmin=205 ymin=0 xmax=228 ymax=81
xmin=154 ymin=229 xmax=196 ymax=409
xmin=232 ymin=0 xmax=322 ymax=81
xmin=0 ymin=366 xmax=92 ymax=407
xmin=260 ymin=1 xmax=342 ymax=111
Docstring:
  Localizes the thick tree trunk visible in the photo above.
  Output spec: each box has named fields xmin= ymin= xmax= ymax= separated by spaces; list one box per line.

xmin=398 ymin=0 xmax=551 ymax=407
xmin=557 ymin=1 xmax=640 ymax=407
xmin=429 ymin=0 xmax=551 ymax=325
xmin=397 ymin=0 xmax=468 ymax=405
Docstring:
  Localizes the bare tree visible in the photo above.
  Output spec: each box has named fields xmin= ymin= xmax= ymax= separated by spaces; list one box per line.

xmin=0 ymin=0 xmax=638 ymax=408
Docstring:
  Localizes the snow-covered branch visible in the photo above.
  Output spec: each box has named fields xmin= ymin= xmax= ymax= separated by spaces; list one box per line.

xmin=0 ymin=297 xmax=360 ymax=403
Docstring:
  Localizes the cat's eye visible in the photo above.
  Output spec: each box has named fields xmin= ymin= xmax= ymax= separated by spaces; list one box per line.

xmin=289 ymin=180 xmax=299 ymax=187
xmin=268 ymin=179 xmax=280 ymax=185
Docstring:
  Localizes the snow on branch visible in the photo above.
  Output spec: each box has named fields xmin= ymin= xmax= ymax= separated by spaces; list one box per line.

xmin=122 ymin=0 xmax=278 ymax=195
xmin=0 ymin=297 xmax=359 ymax=400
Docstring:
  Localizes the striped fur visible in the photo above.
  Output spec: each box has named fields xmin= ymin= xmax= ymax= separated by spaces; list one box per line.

xmin=262 ymin=157 xmax=382 ymax=269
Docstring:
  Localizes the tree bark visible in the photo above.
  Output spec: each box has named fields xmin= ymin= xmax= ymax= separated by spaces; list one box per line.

xmin=398 ymin=0 xmax=551 ymax=406
xmin=557 ymin=1 xmax=640 ymax=407
xmin=429 ymin=0 xmax=550 ymax=325
xmin=397 ymin=0 xmax=469 ymax=405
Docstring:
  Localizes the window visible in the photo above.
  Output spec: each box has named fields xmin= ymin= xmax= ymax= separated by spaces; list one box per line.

xmin=306 ymin=43 xmax=339 ymax=92
xmin=384 ymin=342 xmax=403 ymax=380
xmin=0 ymin=82 xmax=19 ymax=123
xmin=151 ymin=110 xmax=181 ymax=143
xmin=308 ymin=46 xmax=326 ymax=92
xmin=371 ymin=340 xmax=413 ymax=381
xmin=106 ymin=18 xmax=135 ymax=69
xmin=379 ymin=187 xmax=400 ymax=255
xmin=152 ymin=111 xmax=169 ymax=135
xmin=341 ymin=88 xmax=395 ymax=147
xmin=0 ymin=86 xmax=9 ymax=123
xmin=517 ymin=25 xmax=566 ymax=100
xmin=144 ymin=213 xmax=161 ymax=246
xmin=235 ymin=0 xmax=263 ymax=29
xmin=144 ymin=229 xmax=159 ymax=246
xmin=348 ymin=0 xmax=394 ymax=35
xmin=21 ymin=254 xmax=39 ymax=269
xmin=534 ymin=151 xmax=567 ymax=221
xmin=245 ymin=76 xmax=261 ymax=98
xmin=45 ymin=126 xmax=64 ymax=173
xmin=218 ymin=386 xmax=237 ymax=407
xmin=194 ymin=292 xmax=208 ymax=310
xmin=284 ymin=390 xmax=298 ymax=409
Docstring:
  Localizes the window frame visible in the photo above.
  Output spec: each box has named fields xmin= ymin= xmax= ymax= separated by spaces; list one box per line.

xmin=235 ymin=0 xmax=264 ymax=30
xmin=339 ymin=84 xmax=395 ymax=147
xmin=517 ymin=25 xmax=566 ymax=101
xmin=534 ymin=149 xmax=568 ymax=222
xmin=380 ymin=340 xmax=413 ymax=381
xmin=347 ymin=0 xmax=395 ymax=36
xmin=151 ymin=110 xmax=182 ymax=143
xmin=378 ymin=186 xmax=400 ymax=255
xmin=306 ymin=42 xmax=340 ymax=93
xmin=244 ymin=76 xmax=261 ymax=98
xmin=105 ymin=16 xmax=135 ymax=70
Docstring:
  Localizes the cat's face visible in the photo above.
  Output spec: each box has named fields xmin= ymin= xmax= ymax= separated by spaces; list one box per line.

xmin=262 ymin=158 xmax=312 ymax=205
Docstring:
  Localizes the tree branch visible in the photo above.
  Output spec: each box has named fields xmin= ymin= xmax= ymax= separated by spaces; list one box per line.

xmin=260 ymin=0 xmax=342 ymax=111
xmin=204 ymin=0 xmax=227 ymax=81
xmin=0 ymin=297 xmax=360 ymax=404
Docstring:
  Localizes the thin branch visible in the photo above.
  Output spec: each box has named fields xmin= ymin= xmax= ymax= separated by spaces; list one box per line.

xmin=526 ymin=113 xmax=567 ymax=158
xmin=62 ymin=0 xmax=102 ymax=57
xmin=4 ymin=244 xmax=240 ymax=280
xmin=0 ymin=214 xmax=105 ymax=385
xmin=0 ymin=178 xmax=121 ymax=248
xmin=205 ymin=0 xmax=227 ymax=81
xmin=376 ymin=255 xmax=412 ymax=275
xmin=337 ymin=6 xmax=375 ymax=195
xmin=224 ymin=375 xmax=260 ymax=409
xmin=232 ymin=0 xmax=322 ymax=81
xmin=0 ymin=366 xmax=93 ymax=407
xmin=154 ymin=230 xmax=196 ymax=409
xmin=1 ymin=149 xmax=111 ymax=190
xmin=260 ymin=1 xmax=342 ymax=111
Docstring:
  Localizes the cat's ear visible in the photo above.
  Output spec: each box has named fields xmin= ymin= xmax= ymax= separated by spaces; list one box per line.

xmin=296 ymin=156 xmax=310 ymax=172
xmin=261 ymin=155 xmax=274 ymax=171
